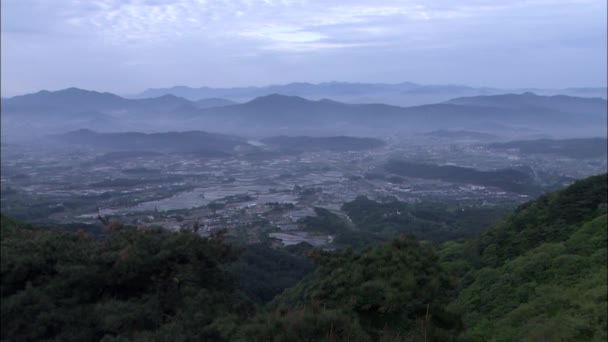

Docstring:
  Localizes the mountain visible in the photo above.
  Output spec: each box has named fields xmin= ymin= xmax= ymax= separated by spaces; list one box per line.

xmin=445 ymin=92 xmax=607 ymax=115
xmin=185 ymin=93 xmax=606 ymax=137
xmin=3 ymin=88 xmax=606 ymax=139
xmin=2 ymin=88 xmax=192 ymax=115
xmin=532 ymin=87 xmax=607 ymax=98
xmin=488 ymin=137 xmax=608 ymax=159
xmin=135 ymin=94 xmax=193 ymax=111
xmin=135 ymin=82 xmax=422 ymax=104
xmin=195 ymin=98 xmax=238 ymax=109
xmin=134 ymin=82 xmax=607 ymax=107
xmin=1 ymin=88 xmax=200 ymax=139
xmin=3 ymin=87 xmax=130 ymax=112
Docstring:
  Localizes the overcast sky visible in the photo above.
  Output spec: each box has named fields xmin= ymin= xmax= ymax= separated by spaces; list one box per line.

xmin=1 ymin=0 xmax=606 ymax=96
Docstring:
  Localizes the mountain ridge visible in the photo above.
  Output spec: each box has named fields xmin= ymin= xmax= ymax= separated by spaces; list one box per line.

xmin=3 ymin=88 xmax=606 ymax=138
xmin=132 ymin=82 xmax=608 ymax=106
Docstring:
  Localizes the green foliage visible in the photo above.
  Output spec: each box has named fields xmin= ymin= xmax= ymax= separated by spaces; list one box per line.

xmin=237 ymin=307 xmax=371 ymax=342
xmin=0 ymin=223 xmax=253 ymax=341
xmin=297 ymin=198 xmax=512 ymax=249
xmin=450 ymin=215 xmax=608 ymax=341
xmin=343 ymin=196 xmax=512 ymax=242
xmin=226 ymin=242 xmax=316 ymax=303
xmin=445 ymin=173 xmax=608 ymax=341
xmin=299 ymin=207 xmax=350 ymax=235
xmin=473 ymin=173 xmax=608 ymax=268
xmin=273 ymin=235 xmax=463 ymax=340
xmin=2 ymin=173 xmax=606 ymax=341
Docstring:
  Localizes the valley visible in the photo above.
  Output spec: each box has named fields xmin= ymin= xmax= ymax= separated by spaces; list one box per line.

xmin=2 ymin=133 xmax=604 ymax=248
xmin=2 ymin=1 xmax=606 ymax=339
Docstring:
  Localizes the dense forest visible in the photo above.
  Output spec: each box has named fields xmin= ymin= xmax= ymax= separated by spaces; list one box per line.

xmin=442 ymin=173 xmax=608 ymax=341
xmin=1 ymin=173 xmax=606 ymax=341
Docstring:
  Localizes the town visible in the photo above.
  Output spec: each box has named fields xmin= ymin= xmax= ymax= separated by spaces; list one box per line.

xmin=1 ymin=135 xmax=605 ymax=247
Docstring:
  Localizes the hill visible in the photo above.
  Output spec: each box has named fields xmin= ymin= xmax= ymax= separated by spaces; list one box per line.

xmin=384 ymin=160 xmax=543 ymax=195
xmin=264 ymin=235 xmax=462 ymax=340
xmin=1 ymin=174 xmax=607 ymax=340
xmin=261 ymin=135 xmax=386 ymax=152
xmin=441 ymin=173 xmax=608 ymax=341
xmin=0 ymin=219 xmax=254 ymax=341
xmin=267 ymin=173 xmax=608 ymax=340
xmin=488 ymin=137 xmax=608 ymax=159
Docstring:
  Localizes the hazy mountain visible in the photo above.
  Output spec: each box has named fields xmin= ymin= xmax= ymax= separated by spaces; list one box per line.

xmin=133 ymin=82 xmax=607 ymax=107
xmin=195 ymin=98 xmax=238 ymax=109
xmin=2 ymin=88 xmax=192 ymax=116
xmin=527 ymin=87 xmax=607 ymax=98
xmin=3 ymin=88 xmax=606 ymax=139
xmin=135 ymin=82 xmax=420 ymax=102
xmin=1 ymin=88 xmax=199 ymax=140
xmin=186 ymin=93 xmax=605 ymax=137
xmin=135 ymin=94 xmax=193 ymax=111
xmin=3 ymin=88 xmax=129 ymax=111
xmin=445 ymin=92 xmax=607 ymax=115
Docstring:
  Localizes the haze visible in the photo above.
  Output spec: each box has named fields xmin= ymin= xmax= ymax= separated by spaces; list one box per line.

xmin=2 ymin=0 xmax=607 ymax=97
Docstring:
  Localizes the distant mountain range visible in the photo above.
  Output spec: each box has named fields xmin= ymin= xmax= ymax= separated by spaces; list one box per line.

xmin=2 ymin=87 xmax=606 ymax=140
xmin=185 ymin=93 xmax=606 ymax=136
xmin=3 ymin=88 xmax=194 ymax=115
xmin=445 ymin=92 xmax=607 ymax=115
xmin=132 ymin=82 xmax=607 ymax=107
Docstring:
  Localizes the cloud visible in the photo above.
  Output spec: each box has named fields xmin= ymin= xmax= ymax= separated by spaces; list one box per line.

xmin=1 ymin=0 xmax=606 ymax=95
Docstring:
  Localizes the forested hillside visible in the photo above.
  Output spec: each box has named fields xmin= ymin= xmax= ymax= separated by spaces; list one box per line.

xmin=0 ymin=219 xmax=253 ymax=341
xmin=1 ymin=173 xmax=606 ymax=341
xmin=441 ymin=173 xmax=608 ymax=341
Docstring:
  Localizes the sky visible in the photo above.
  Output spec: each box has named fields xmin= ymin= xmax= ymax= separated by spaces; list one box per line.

xmin=1 ymin=0 xmax=606 ymax=97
